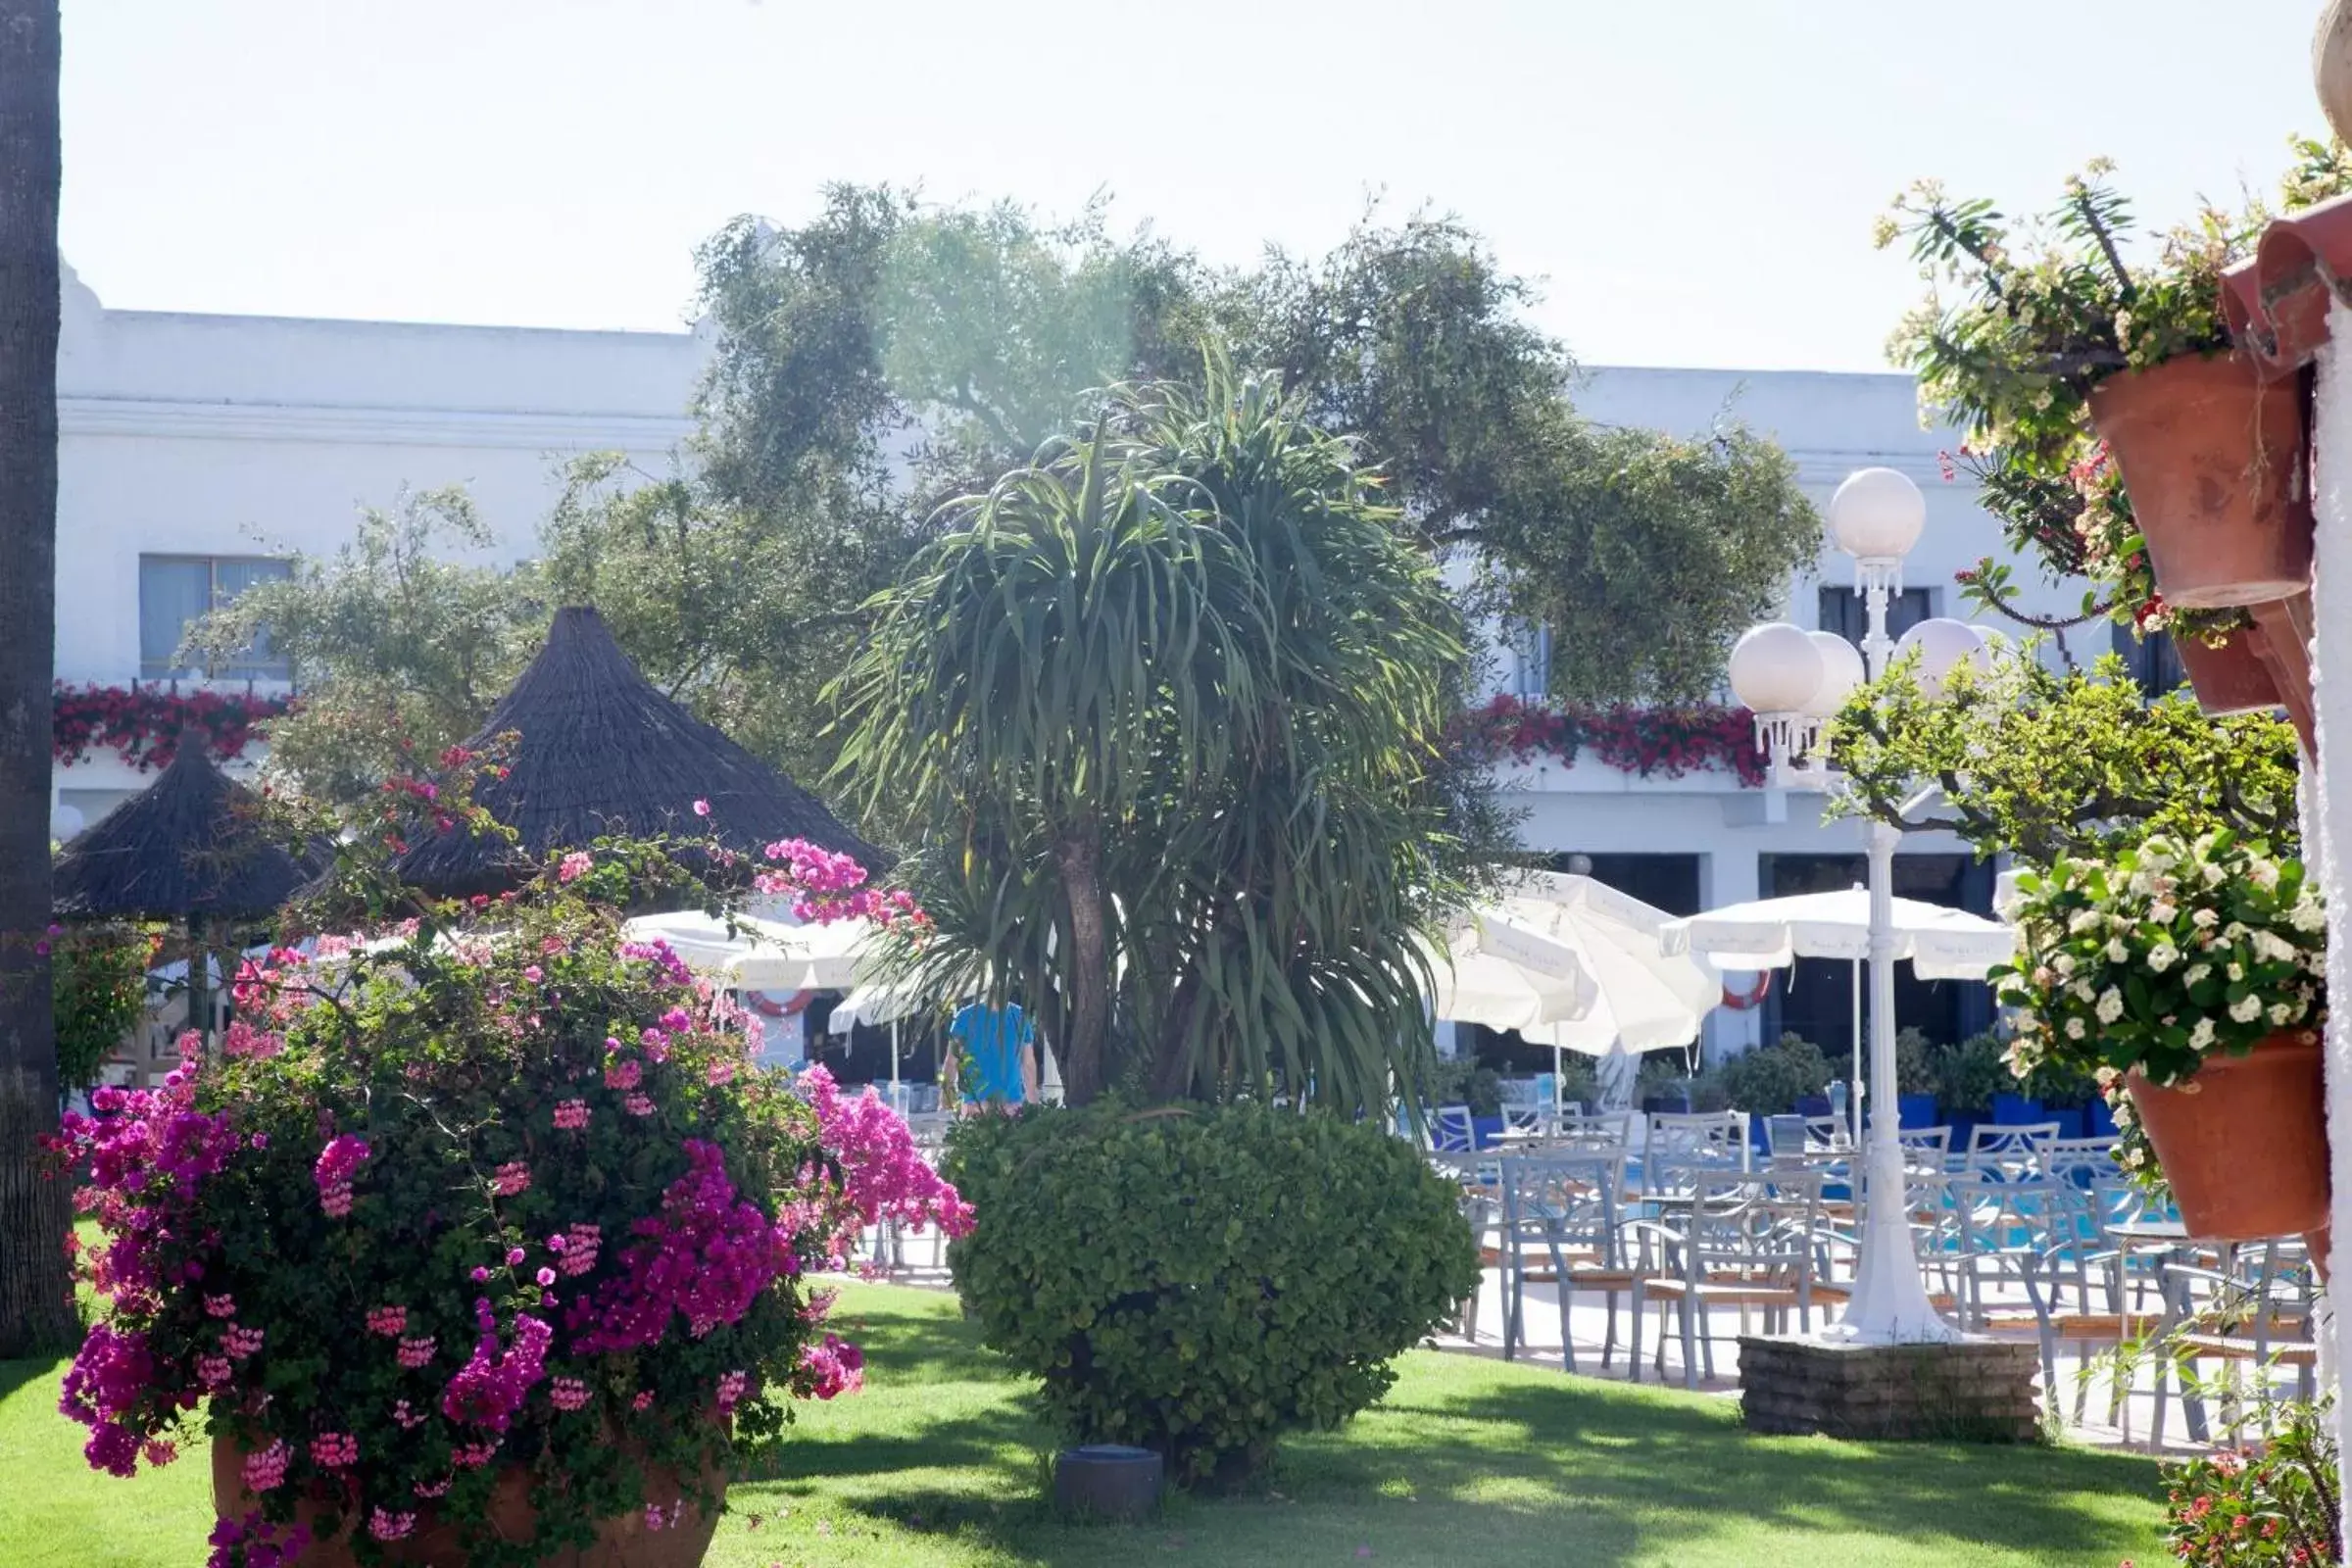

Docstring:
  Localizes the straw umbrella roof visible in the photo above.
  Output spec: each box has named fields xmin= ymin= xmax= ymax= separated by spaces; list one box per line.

xmin=52 ymin=746 xmax=311 ymax=921
xmin=394 ymin=606 xmax=885 ymax=897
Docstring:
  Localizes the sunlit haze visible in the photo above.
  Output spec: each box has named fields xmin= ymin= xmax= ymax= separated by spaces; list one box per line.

xmin=61 ymin=0 xmax=2330 ymax=370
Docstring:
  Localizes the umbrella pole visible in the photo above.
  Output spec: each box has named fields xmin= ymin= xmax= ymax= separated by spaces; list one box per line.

xmin=1849 ymin=958 xmax=1864 ymax=1147
xmin=1551 ymin=1042 xmax=1564 ymax=1121
xmin=185 ymin=912 xmax=210 ymax=1056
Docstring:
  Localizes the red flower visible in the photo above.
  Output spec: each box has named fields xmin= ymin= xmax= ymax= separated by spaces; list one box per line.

xmin=1448 ymin=695 xmax=1767 ymax=788
xmin=51 ymin=683 xmax=290 ymax=772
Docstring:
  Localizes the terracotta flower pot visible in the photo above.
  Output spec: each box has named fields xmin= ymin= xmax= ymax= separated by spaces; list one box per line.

xmin=2250 ymin=590 xmax=2319 ymax=754
xmin=2172 ymin=624 xmax=2280 ymax=716
xmin=2087 ymin=354 xmax=2313 ymax=610
xmin=2127 ymin=1031 xmax=2328 ymax=1243
xmin=211 ymin=1438 xmax=724 ymax=1568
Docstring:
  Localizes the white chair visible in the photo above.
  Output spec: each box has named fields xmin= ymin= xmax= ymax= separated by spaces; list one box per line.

xmin=1496 ymin=1152 xmax=1637 ymax=1373
xmin=1631 ymin=1172 xmax=1827 ymax=1389
xmin=1966 ymin=1121 xmax=2059 ymax=1182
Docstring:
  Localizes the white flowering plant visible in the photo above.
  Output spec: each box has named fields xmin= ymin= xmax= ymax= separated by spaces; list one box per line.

xmin=1994 ymin=831 xmax=2325 ymax=1179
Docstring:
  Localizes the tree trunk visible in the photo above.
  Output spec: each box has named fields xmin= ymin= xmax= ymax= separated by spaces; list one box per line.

xmin=0 ymin=0 xmax=75 ymax=1358
xmin=1149 ymin=967 xmax=1202 ymax=1102
xmin=1054 ymin=833 xmax=1109 ymax=1104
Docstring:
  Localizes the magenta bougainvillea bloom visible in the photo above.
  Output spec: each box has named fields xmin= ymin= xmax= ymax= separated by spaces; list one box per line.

xmin=50 ymin=682 xmax=288 ymax=771
xmin=1450 ymin=694 xmax=1770 ymax=788
xmin=49 ymin=808 xmax=960 ymax=1566
xmin=313 ymin=1135 xmax=369 ymax=1217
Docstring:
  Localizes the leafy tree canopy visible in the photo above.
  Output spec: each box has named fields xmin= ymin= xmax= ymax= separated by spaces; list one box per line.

xmin=203 ymin=188 xmax=1820 ymax=825
xmin=181 ymin=489 xmax=544 ymax=806
xmin=572 ymin=189 xmax=1822 ymax=793
xmin=1828 ymin=643 xmax=2300 ymax=868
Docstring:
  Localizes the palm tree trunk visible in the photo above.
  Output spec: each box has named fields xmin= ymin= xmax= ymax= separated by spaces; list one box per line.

xmin=1054 ymin=832 xmax=1109 ymax=1104
xmin=1150 ymin=966 xmax=1202 ymax=1102
xmin=0 ymin=0 xmax=75 ymax=1358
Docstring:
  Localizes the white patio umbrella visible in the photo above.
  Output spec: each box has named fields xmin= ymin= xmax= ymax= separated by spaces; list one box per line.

xmin=1487 ymin=872 xmax=1723 ymax=1054
xmin=1419 ymin=922 xmax=1596 ymax=1036
xmin=1659 ymin=885 xmax=2018 ymax=1140
xmin=1420 ymin=873 xmax=1715 ymax=1113
xmin=1468 ymin=872 xmax=1722 ymax=1113
xmin=617 ymin=909 xmax=874 ymax=991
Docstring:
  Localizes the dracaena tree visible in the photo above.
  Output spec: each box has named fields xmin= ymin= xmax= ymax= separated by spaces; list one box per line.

xmin=832 ymin=358 xmax=1465 ymax=1111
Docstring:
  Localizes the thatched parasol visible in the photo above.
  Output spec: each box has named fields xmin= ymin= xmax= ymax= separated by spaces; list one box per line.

xmin=394 ymin=606 xmax=884 ymax=897
xmin=54 ymin=747 xmax=310 ymax=921
xmin=53 ymin=746 xmax=313 ymax=1044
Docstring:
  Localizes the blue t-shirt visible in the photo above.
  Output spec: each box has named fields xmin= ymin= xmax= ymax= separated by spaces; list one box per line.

xmin=950 ymin=1003 xmax=1032 ymax=1104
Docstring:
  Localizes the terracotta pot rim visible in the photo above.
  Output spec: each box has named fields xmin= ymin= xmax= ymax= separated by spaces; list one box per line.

xmin=2123 ymin=1030 xmax=2323 ymax=1087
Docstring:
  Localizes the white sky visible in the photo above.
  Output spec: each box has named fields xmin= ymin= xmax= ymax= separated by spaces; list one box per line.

xmin=58 ymin=0 xmax=2331 ymax=372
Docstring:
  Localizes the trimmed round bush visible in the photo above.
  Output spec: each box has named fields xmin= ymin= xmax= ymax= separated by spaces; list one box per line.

xmin=942 ymin=1102 xmax=1478 ymax=1487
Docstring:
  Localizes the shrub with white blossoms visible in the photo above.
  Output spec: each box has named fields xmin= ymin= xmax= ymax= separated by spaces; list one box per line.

xmin=1993 ymin=831 xmax=2326 ymax=1184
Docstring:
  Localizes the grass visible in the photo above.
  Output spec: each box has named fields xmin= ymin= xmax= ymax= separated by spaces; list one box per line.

xmin=0 ymin=1282 xmax=2167 ymax=1567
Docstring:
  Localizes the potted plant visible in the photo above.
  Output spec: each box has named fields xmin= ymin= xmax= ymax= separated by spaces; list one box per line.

xmin=1994 ymin=830 xmax=2327 ymax=1242
xmin=51 ymin=814 xmax=968 ymax=1568
xmin=1890 ymin=151 xmax=2352 ymax=649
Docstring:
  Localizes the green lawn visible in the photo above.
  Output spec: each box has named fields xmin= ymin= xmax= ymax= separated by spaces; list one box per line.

xmin=1 ymin=1282 xmax=2166 ymax=1567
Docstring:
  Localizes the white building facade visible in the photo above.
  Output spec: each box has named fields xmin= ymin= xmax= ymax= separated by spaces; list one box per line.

xmin=44 ymin=281 xmax=2118 ymax=1059
xmin=48 ymin=265 xmax=704 ymax=822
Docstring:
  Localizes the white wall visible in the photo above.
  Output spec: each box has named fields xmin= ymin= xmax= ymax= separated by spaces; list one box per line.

xmin=50 ymin=266 xmax=706 ymax=818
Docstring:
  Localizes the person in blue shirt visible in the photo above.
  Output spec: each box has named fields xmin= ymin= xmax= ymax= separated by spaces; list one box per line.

xmin=947 ymin=1001 xmax=1037 ymax=1109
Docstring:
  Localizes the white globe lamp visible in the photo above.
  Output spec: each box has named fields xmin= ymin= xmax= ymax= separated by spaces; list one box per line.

xmin=50 ymin=801 xmax=83 ymax=845
xmin=1894 ymin=617 xmax=1989 ymax=699
xmin=1802 ymin=630 xmax=1868 ymax=716
xmin=1728 ymin=622 xmax=1825 ymax=715
xmin=1827 ymin=467 xmax=1927 ymax=563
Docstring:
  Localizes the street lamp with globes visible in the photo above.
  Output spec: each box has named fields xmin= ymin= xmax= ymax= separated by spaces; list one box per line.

xmin=1727 ymin=465 xmax=1988 ymax=1345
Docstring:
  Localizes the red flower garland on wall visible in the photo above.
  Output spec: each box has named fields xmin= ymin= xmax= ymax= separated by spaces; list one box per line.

xmin=52 ymin=684 xmax=292 ymax=772
xmin=1452 ymin=694 xmax=1768 ymax=788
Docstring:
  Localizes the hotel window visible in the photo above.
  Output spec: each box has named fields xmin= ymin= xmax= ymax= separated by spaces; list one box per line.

xmin=138 ymin=555 xmax=292 ymax=679
xmin=1817 ymin=584 xmax=1933 ymax=648
xmin=1503 ymin=619 xmax=1551 ymax=699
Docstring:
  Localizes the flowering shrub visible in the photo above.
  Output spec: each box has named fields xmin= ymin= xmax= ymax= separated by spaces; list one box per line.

xmin=51 ymin=824 xmax=966 ymax=1568
xmin=1995 ymin=831 xmax=2326 ymax=1184
xmin=52 ymin=683 xmax=291 ymax=771
xmin=1452 ymin=695 xmax=1767 ymax=787
xmin=2161 ymin=1397 xmax=2341 ymax=1565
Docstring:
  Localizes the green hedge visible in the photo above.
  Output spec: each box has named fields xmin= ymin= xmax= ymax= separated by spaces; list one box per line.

xmin=942 ymin=1102 xmax=1478 ymax=1488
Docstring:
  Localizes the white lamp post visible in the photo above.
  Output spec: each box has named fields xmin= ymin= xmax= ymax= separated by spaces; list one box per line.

xmin=1729 ymin=466 xmax=1978 ymax=1345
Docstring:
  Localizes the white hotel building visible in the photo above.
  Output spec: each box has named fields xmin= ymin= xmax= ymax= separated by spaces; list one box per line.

xmin=45 ymin=269 xmax=2119 ymax=1061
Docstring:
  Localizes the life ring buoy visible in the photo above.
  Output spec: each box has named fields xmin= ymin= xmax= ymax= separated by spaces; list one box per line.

xmin=744 ymin=989 xmax=817 ymax=1019
xmin=1720 ymin=972 xmax=1771 ymax=1010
